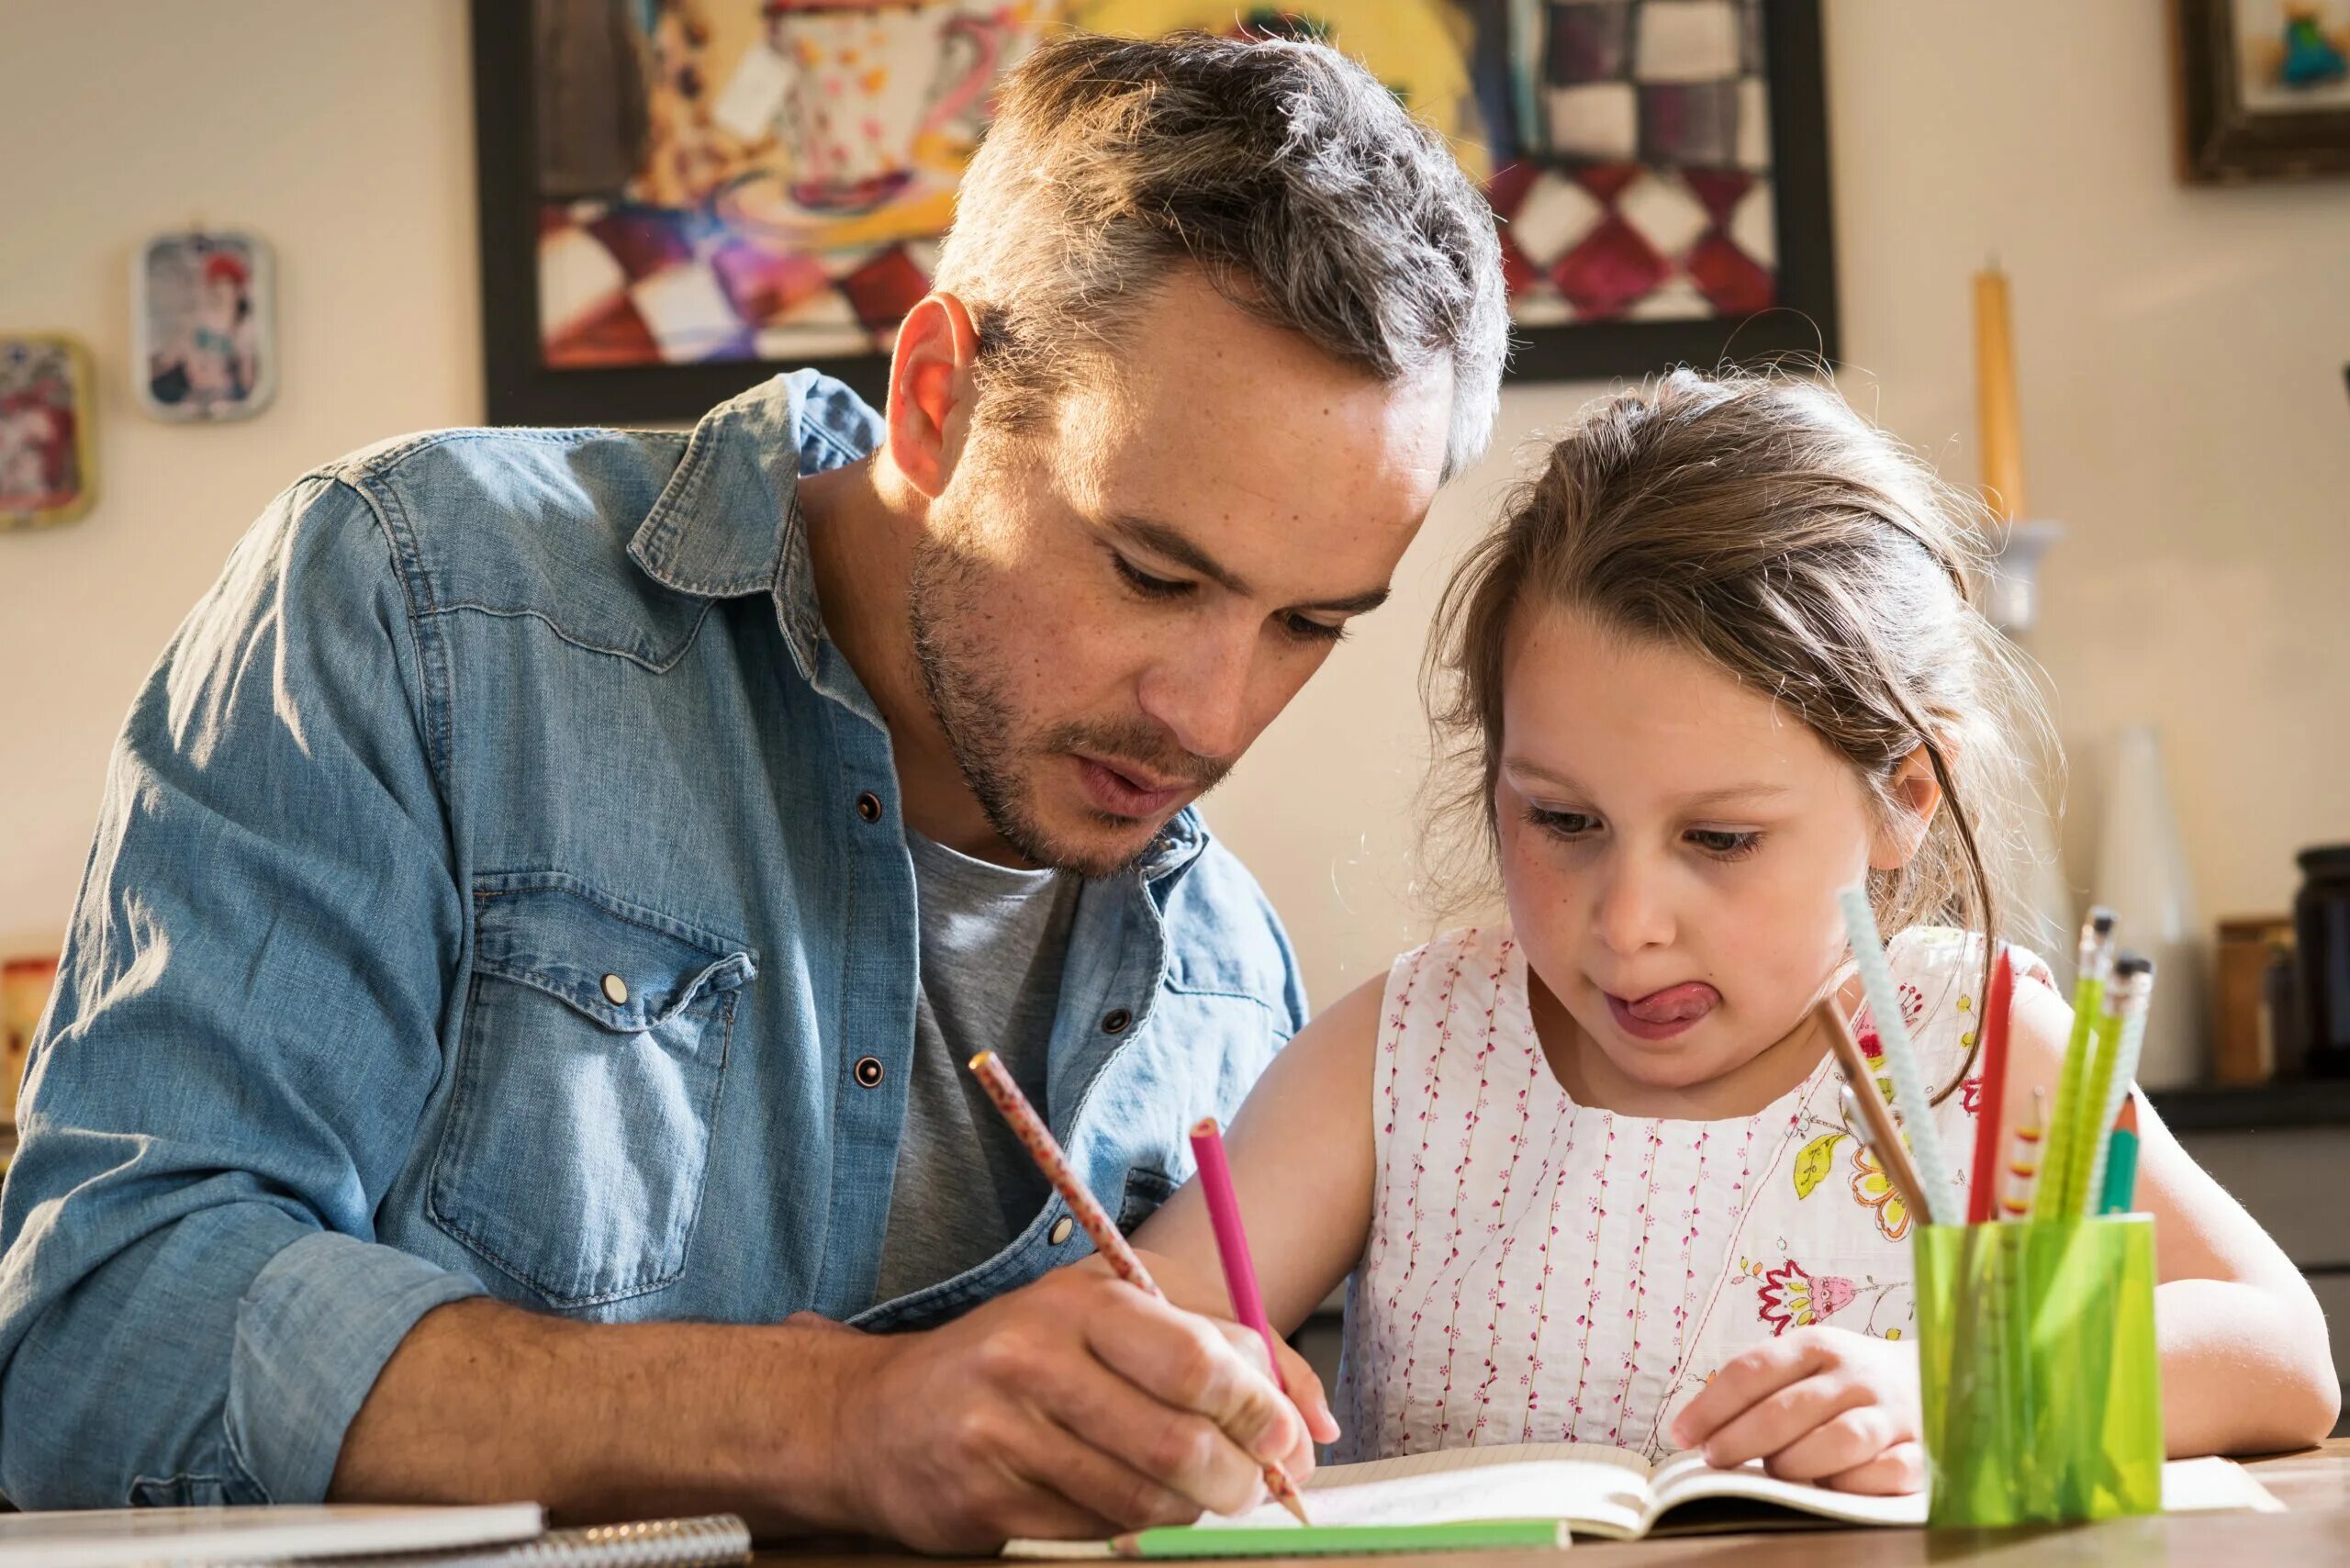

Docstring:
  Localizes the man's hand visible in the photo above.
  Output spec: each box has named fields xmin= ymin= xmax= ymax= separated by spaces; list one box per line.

xmin=1668 ymin=1327 xmax=1921 ymax=1495
xmin=823 ymin=1267 xmax=1337 ymax=1551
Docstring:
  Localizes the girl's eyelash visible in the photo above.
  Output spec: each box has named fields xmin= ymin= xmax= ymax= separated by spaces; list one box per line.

xmin=1687 ymin=828 xmax=1763 ymax=862
xmin=1522 ymin=808 xmax=1763 ymax=863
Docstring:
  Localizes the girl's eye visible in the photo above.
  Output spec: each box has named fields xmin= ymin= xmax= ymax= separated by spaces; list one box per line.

xmin=1687 ymin=828 xmax=1762 ymax=861
xmin=1525 ymin=806 xmax=1598 ymax=838
xmin=1112 ymin=554 xmax=1191 ymax=599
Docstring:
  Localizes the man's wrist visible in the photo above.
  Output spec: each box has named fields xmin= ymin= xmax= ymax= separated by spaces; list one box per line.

xmin=736 ymin=1314 xmax=886 ymax=1537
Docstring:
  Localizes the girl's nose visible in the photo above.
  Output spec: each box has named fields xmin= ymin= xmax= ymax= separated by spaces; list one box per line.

xmin=1592 ymin=857 xmax=1676 ymax=957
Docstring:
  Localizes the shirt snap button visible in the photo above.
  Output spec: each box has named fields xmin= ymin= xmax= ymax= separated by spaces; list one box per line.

xmin=854 ymin=1056 xmax=885 ymax=1088
xmin=600 ymin=973 xmax=630 ymax=1006
xmin=855 ymin=791 xmax=882 ymax=823
xmin=1101 ymin=1008 xmax=1132 ymax=1036
xmin=1049 ymin=1215 xmax=1075 ymax=1245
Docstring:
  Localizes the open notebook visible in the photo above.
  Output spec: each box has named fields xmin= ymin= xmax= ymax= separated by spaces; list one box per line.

xmin=1006 ymin=1443 xmax=2282 ymax=1558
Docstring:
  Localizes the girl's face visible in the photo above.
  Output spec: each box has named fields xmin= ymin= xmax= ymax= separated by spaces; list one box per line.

xmin=1495 ymin=604 xmax=1929 ymax=1111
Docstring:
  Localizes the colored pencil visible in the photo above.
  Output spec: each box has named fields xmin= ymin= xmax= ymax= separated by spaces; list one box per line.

xmin=968 ymin=1053 xmax=1311 ymax=1526
xmin=2035 ymin=908 xmax=2116 ymax=1221
xmin=1837 ymin=889 xmax=1960 ymax=1226
xmin=1188 ymin=1119 xmax=1286 ymax=1394
xmin=1965 ymin=946 xmax=2017 ymax=1225
xmin=1818 ymin=1000 xmax=1930 ymax=1226
xmin=2001 ymin=1086 xmax=2047 ymax=1218
xmin=2098 ymin=1098 xmax=2143 ymax=1215
xmin=2086 ymin=957 xmax=2157 ymax=1209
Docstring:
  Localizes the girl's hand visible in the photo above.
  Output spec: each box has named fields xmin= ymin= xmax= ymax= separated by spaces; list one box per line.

xmin=1668 ymin=1327 xmax=1922 ymax=1494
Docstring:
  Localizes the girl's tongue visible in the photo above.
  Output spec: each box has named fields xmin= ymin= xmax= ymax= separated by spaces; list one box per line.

xmin=1623 ymin=981 xmax=1722 ymax=1025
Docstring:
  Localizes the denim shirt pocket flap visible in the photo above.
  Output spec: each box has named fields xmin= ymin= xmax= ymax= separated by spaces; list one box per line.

xmin=471 ymin=879 xmax=756 ymax=1036
xmin=431 ymin=877 xmax=755 ymax=1308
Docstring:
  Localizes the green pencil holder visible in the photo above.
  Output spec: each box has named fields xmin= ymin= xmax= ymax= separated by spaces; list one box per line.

xmin=1914 ymin=1216 xmax=2164 ymax=1529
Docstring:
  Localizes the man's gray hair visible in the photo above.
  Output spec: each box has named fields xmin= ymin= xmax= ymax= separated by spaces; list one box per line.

xmin=931 ymin=30 xmax=1510 ymax=480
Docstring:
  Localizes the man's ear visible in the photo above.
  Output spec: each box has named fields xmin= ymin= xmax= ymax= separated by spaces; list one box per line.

xmin=1868 ymin=745 xmax=1946 ymax=870
xmin=884 ymin=292 xmax=980 ymax=501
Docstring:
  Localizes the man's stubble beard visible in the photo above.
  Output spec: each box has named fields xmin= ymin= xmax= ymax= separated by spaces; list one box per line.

xmin=905 ymin=527 xmax=1230 ymax=880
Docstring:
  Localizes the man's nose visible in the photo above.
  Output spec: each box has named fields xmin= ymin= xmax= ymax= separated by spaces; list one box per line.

xmin=1136 ymin=625 xmax=1256 ymax=766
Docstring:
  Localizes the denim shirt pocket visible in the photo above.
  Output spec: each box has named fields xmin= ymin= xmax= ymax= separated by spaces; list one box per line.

xmin=429 ymin=873 xmax=755 ymax=1309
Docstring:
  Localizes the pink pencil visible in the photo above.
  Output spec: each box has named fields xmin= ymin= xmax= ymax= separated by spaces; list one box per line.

xmin=1188 ymin=1117 xmax=1286 ymax=1394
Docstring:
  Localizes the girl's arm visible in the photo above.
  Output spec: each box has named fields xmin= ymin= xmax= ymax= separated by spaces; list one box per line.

xmin=2002 ymin=976 xmax=2339 ymax=1454
xmin=1132 ymin=974 xmax=1388 ymax=1333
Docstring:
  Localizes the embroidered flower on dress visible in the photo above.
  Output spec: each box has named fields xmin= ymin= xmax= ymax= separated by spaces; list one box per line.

xmin=1757 ymin=1260 xmax=1858 ymax=1336
xmin=1852 ymin=982 xmax=1925 ymax=1062
xmin=1961 ymin=1074 xmax=1983 ymax=1115
xmin=1851 ymin=1146 xmax=1909 ymax=1241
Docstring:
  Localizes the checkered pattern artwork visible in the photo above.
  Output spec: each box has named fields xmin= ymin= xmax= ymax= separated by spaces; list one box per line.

xmin=1491 ymin=0 xmax=1778 ymax=326
xmin=513 ymin=0 xmax=1792 ymax=384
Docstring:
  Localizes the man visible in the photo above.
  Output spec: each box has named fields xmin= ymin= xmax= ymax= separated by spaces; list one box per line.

xmin=0 ymin=31 xmax=1505 ymax=1549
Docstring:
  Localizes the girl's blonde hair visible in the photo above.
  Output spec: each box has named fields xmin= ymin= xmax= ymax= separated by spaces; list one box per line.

xmin=1425 ymin=368 xmax=2052 ymax=1098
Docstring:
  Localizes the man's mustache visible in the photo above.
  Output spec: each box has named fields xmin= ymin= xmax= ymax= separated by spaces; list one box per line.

xmin=1041 ymin=718 xmax=1231 ymax=793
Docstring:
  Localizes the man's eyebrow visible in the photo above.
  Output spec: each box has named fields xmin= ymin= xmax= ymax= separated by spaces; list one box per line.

xmin=1107 ymin=516 xmax=1250 ymax=595
xmin=1107 ymin=516 xmax=1393 ymax=617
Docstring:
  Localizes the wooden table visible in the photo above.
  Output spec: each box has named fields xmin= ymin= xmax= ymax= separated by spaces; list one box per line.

xmin=763 ymin=1439 xmax=2350 ymax=1565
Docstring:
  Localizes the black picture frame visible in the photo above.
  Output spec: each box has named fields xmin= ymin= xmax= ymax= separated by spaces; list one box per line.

xmin=2177 ymin=0 xmax=2350 ymax=182
xmin=471 ymin=0 xmax=1840 ymax=426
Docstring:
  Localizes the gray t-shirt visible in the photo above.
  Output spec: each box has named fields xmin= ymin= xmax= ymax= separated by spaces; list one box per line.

xmin=872 ymin=830 xmax=1080 ymax=1301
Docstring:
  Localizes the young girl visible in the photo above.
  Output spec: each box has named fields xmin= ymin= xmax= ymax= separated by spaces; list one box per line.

xmin=1132 ymin=370 xmax=2336 ymax=1494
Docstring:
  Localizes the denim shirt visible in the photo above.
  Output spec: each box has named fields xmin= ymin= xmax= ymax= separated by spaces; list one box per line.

xmin=0 ymin=373 xmax=1307 ymax=1508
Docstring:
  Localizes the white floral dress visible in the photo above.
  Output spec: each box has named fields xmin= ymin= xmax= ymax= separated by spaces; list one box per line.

xmin=1331 ymin=923 xmax=2053 ymax=1462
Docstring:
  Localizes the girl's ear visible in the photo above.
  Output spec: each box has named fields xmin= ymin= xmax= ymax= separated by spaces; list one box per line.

xmin=1869 ymin=745 xmax=1945 ymax=870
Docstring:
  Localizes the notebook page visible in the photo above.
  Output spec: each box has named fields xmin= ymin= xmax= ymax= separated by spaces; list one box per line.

xmin=1200 ymin=1451 xmax=1652 ymax=1539
xmin=1304 ymin=1440 xmax=1653 ymax=1490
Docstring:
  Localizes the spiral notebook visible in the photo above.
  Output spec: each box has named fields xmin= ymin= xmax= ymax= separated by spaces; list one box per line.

xmin=0 ymin=1505 xmax=750 ymax=1568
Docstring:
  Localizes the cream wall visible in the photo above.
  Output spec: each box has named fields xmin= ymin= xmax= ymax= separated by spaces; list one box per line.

xmin=5 ymin=2 xmax=2348 ymax=1014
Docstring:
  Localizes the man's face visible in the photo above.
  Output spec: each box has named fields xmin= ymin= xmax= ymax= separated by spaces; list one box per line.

xmin=911 ymin=273 xmax=1453 ymax=877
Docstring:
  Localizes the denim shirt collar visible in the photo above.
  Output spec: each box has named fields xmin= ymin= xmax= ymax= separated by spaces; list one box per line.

xmin=626 ymin=370 xmax=844 ymax=683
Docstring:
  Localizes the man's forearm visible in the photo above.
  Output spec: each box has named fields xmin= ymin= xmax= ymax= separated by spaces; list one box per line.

xmin=330 ymin=1298 xmax=870 ymax=1533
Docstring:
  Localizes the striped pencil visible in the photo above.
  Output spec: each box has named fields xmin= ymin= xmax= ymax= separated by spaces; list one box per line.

xmin=2001 ymin=1086 xmax=2048 ymax=1218
xmin=968 ymin=1052 xmax=1312 ymax=1526
xmin=1838 ymin=889 xmax=1961 ymax=1226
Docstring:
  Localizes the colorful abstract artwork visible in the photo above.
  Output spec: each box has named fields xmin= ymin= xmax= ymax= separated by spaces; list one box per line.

xmin=472 ymin=0 xmax=1835 ymax=422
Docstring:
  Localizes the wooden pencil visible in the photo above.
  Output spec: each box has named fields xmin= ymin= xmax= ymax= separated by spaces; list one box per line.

xmin=968 ymin=1052 xmax=1312 ymax=1526
xmin=1815 ymin=999 xmax=1933 ymax=1226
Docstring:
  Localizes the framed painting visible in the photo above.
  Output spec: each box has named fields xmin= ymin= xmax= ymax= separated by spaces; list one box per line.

xmin=472 ymin=0 xmax=1837 ymax=424
xmin=2177 ymin=0 xmax=2350 ymax=180
xmin=0 ymin=334 xmax=96 ymax=532
xmin=136 ymin=230 xmax=278 ymax=422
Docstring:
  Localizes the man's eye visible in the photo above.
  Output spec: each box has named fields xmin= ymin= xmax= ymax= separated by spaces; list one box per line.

xmin=1280 ymin=612 xmax=1348 ymax=645
xmin=1112 ymin=554 xmax=1190 ymax=599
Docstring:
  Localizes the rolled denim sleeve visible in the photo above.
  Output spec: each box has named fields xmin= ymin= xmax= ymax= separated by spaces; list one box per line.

xmin=0 ymin=475 xmax=484 ymax=1506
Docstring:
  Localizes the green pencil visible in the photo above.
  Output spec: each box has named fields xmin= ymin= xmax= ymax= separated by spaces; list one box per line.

xmin=2065 ymin=961 xmax=2143 ymax=1219
xmin=2035 ymin=908 xmax=2116 ymax=1221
